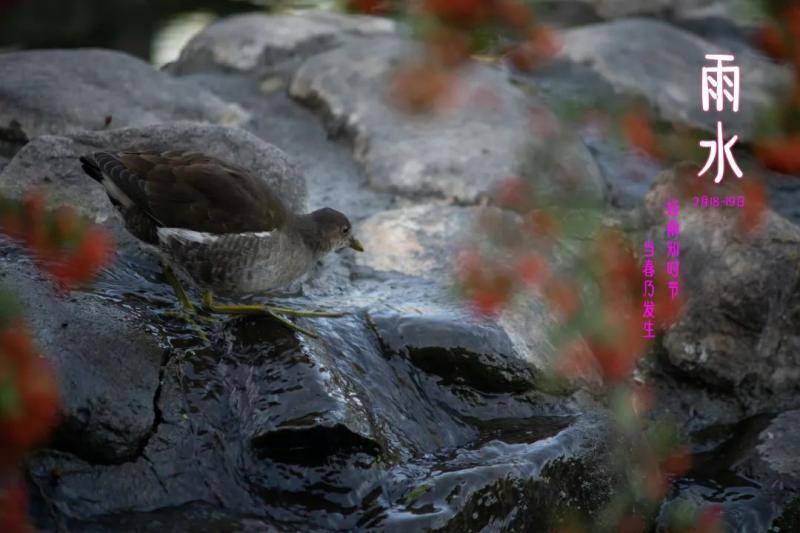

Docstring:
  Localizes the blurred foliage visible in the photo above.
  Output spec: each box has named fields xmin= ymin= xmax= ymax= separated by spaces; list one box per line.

xmin=0 ymin=192 xmax=113 ymax=532
xmin=343 ymin=0 xmax=792 ymax=530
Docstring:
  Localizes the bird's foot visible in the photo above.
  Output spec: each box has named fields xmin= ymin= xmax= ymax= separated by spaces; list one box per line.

xmin=263 ymin=304 xmax=345 ymax=318
xmin=202 ymin=293 xmax=322 ymax=338
xmin=163 ymin=307 xmax=214 ymax=324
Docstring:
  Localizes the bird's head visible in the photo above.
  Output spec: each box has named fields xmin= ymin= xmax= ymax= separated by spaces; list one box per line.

xmin=303 ymin=207 xmax=364 ymax=254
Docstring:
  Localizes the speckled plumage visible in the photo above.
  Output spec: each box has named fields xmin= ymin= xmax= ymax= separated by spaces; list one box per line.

xmin=81 ymin=150 xmax=361 ymax=296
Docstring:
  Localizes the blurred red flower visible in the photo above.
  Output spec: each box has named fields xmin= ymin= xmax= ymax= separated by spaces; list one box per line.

xmin=0 ymin=482 xmax=27 ymax=533
xmin=494 ymin=0 xmax=534 ymax=30
xmin=424 ymin=0 xmax=491 ymax=27
xmin=345 ymin=0 xmax=394 ymax=15
xmin=621 ymin=109 xmax=661 ymax=160
xmin=507 ymin=26 xmax=560 ymax=72
xmin=516 ymin=252 xmax=549 ymax=285
xmin=756 ymin=135 xmax=800 ymax=174
xmin=389 ymin=62 xmax=458 ymax=114
xmin=736 ymin=180 xmax=767 ymax=235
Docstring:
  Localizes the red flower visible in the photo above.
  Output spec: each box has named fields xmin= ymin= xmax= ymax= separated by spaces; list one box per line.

xmin=756 ymin=135 xmax=800 ymax=174
xmin=426 ymin=27 xmax=472 ymax=67
xmin=494 ymin=176 xmax=531 ymax=210
xmin=424 ymin=0 xmax=491 ymax=27
xmin=755 ymin=24 xmax=790 ymax=60
xmin=618 ymin=514 xmax=646 ymax=533
xmin=621 ymin=109 xmax=661 ymax=159
xmin=516 ymin=253 xmax=549 ymax=285
xmin=525 ymin=210 xmax=560 ymax=241
xmin=389 ymin=62 xmax=457 ymax=114
xmin=0 ymin=482 xmax=28 ymax=533
xmin=736 ymin=180 xmax=767 ymax=235
xmin=661 ymin=445 xmax=693 ymax=479
xmin=494 ymin=0 xmax=534 ymax=29
xmin=544 ymin=279 xmax=579 ymax=319
xmin=507 ymin=26 xmax=560 ymax=71
xmin=46 ymin=227 xmax=114 ymax=288
xmin=346 ymin=0 xmax=393 ymax=15
xmin=691 ymin=505 xmax=724 ymax=533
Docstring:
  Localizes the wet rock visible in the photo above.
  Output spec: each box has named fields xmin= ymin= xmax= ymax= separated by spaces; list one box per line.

xmin=0 ymin=122 xmax=307 ymax=227
xmin=753 ymin=410 xmax=800 ymax=487
xmin=643 ymin=167 xmax=800 ymax=411
xmin=368 ymin=312 xmax=537 ymax=394
xmin=0 ymin=245 xmax=162 ymax=463
xmin=558 ymin=18 xmax=791 ymax=141
xmin=291 ymin=37 xmax=604 ymax=204
xmin=170 ymin=11 xmax=394 ymax=76
xmin=27 ymin=307 xmax=609 ymax=529
xmin=354 ymin=203 xmax=600 ymax=383
xmin=656 ymin=412 xmax=800 ymax=531
xmin=0 ymin=119 xmax=29 ymax=159
xmin=372 ymin=414 xmax=614 ymax=531
xmin=0 ymin=49 xmax=247 ymax=137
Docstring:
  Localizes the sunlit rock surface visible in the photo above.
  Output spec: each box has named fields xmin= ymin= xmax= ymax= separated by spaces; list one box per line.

xmin=0 ymin=49 xmax=247 ymax=137
xmin=291 ymin=36 xmax=605 ymax=204
xmin=170 ymin=10 xmax=394 ymax=75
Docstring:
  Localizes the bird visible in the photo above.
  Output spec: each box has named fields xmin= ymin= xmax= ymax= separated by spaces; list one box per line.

xmin=79 ymin=150 xmax=363 ymax=337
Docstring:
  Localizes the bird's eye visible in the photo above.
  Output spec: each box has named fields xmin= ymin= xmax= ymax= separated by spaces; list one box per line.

xmin=342 ymin=226 xmax=350 ymax=235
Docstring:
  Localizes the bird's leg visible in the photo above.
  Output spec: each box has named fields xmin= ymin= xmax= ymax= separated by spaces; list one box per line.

xmin=162 ymin=266 xmax=211 ymax=339
xmin=163 ymin=266 xmax=195 ymax=312
xmin=202 ymin=291 xmax=319 ymax=338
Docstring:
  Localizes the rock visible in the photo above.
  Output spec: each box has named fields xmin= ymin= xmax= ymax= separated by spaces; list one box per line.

xmin=355 ymin=203 xmax=600 ymax=382
xmin=0 ymin=244 xmax=162 ymax=463
xmin=0 ymin=49 xmax=247 ymax=137
xmin=173 ymin=71 xmax=395 ymax=221
xmin=643 ymin=166 xmax=800 ymax=411
xmin=570 ymin=0 xmax=718 ymax=19
xmin=558 ymin=19 xmax=791 ymax=141
xmin=170 ymin=11 xmax=395 ymax=75
xmin=368 ymin=311 xmax=538 ymax=393
xmin=355 ymin=203 xmax=473 ymax=282
xmin=754 ymin=411 xmax=800 ymax=486
xmin=0 ymin=122 xmax=307 ymax=227
xmin=373 ymin=414 xmax=614 ymax=531
xmin=656 ymin=412 xmax=800 ymax=531
xmin=291 ymin=37 xmax=604 ymax=204
xmin=27 ymin=310 xmax=611 ymax=529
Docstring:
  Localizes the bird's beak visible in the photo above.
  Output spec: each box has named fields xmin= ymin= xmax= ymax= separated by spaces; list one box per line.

xmin=349 ymin=237 xmax=364 ymax=252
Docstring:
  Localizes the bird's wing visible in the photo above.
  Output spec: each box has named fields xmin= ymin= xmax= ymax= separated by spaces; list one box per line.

xmin=91 ymin=151 xmax=287 ymax=234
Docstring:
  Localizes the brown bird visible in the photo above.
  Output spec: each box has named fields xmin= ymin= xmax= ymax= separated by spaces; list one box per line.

xmin=80 ymin=150 xmax=363 ymax=336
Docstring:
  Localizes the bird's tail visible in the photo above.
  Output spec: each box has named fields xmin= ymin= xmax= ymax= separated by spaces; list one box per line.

xmin=79 ymin=155 xmax=103 ymax=183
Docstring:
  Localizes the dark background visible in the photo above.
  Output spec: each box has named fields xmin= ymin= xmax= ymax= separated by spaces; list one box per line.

xmin=0 ymin=0 xmax=280 ymax=61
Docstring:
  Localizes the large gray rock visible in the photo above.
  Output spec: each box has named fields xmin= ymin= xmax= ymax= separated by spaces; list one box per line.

xmin=643 ymin=167 xmax=800 ymax=411
xmin=0 ymin=49 xmax=247 ymax=137
xmin=0 ymin=245 xmax=162 ymax=463
xmin=0 ymin=122 xmax=307 ymax=227
xmin=558 ymin=19 xmax=791 ymax=141
xmin=291 ymin=37 xmax=604 ymax=204
xmin=355 ymin=203 xmax=600 ymax=382
xmin=564 ymin=0 xmax=725 ymax=19
xmin=170 ymin=11 xmax=395 ymax=75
